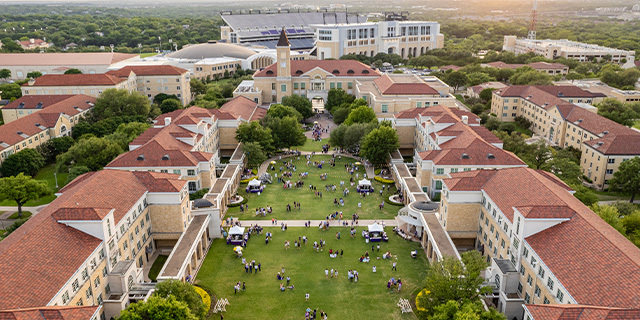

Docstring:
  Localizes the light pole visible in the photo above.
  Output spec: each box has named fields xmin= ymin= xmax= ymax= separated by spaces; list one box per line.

xmin=54 ymin=171 xmax=58 ymax=189
xmin=158 ymin=36 xmax=162 ymax=53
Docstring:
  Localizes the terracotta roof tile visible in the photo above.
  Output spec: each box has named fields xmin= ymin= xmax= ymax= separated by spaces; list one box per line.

xmin=219 ymin=96 xmax=260 ymax=120
xmin=106 ymin=65 xmax=188 ymax=77
xmin=585 ymin=134 xmax=640 ymax=155
xmin=0 ymin=306 xmax=100 ymax=320
xmin=525 ymin=304 xmax=640 ymax=320
xmin=254 ymin=59 xmax=379 ymax=77
xmin=24 ymin=74 xmax=126 ymax=86
xmin=2 ymin=95 xmax=75 ymax=110
xmin=373 ymin=74 xmax=439 ymax=95
xmin=107 ymin=140 xmax=212 ymax=168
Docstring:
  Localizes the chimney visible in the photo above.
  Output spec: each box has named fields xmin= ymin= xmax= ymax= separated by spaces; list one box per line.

xmin=164 ymin=117 xmax=171 ymax=126
xmin=461 ymin=115 xmax=468 ymax=125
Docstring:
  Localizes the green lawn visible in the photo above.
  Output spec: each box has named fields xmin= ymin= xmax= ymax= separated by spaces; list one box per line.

xmin=197 ymin=227 xmax=427 ymax=320
xmin=296 ymin=138 xmax=327 ymax=152
xmin=228 ymin=155 xmax=400 ymax=220
xmin=0 ymin=164 xmax=66 ymax=207
xmin=7 ymin=211 xmax=32 ymax=219
xmin=593 ymin=190 xmax=631 ymax=202
xmin=140 ymin=52 xmax=157 ymax=58
xmin=148 ymin=255 xmax=169 ymax=281
xmin=634 ymin=120 xmax=640 ymax=130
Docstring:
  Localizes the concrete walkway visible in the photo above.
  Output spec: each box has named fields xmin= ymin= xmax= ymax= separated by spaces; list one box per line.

xmin=227 ymin=219 xmax=397 ymax=227
xmin=305 ymin=113 xmax=335 ymax=139
xmin=0 ymin=205 xmax=48 ymax=219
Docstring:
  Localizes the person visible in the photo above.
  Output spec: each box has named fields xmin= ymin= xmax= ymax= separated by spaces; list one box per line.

xmin=392 ymin=261 xmax=397 ymax=271
xmin=398 ymin=279 xmax=402 ymax=292
xmin=234 ymin=283 xmax=238 ymax=294
xmin=325 ymin=268 xmax=329 ymax=279
xmin=286 ymin=276 xmax=291 ymax=285
xmin=280 ymin=283 xmax=285 ymax=292
xmin=242 ymin=282 xmax=246 ymax=291
xmin=305 ymin=292 xmax=310 ymax=301
xmin=258 ymin=262 xmax=261 ymax=271
xmin=372 ymin=266 xmax=377 ymax=273
xmin=330 ymin=269 xmax=334 ymax=278
xmin=340 ymin=249 xmax=344 ymax=257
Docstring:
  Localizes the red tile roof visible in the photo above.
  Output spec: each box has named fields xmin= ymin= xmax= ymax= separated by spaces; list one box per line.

xmin=19 ymin=39 xmax=48 ymax=47
xmin=2 ymin=95 xmax=75 ymax=110
xmin=373 ymin=74 xmax=439 ymax=95
xmin=24 ymin=74 xmax=127 ymax=86
xmin=524 ymin=304 xmax=640 ymax=320
xmin=107 ymin=65 xmax=188 ymax=77
xmin=585 ymin=134 xmax=640 ymax=155
xmin=107 ymin=140 xmax=213 ymax=168
xmin=219 ymin=96 xmax=261 ymax=120
xmin=0 ymin=306 xmax=100 ymax=320
xmin=420 ymin=141 xmax=525 ymax=166
xmin=0 ymin=170 xmax=185 ymax=309
xmin=445 ymin=167 xmax=640 ymax=308
xmin=0 ymin=95 xmax=95 ymax=146
xmin=254 ymin=59 xmax=379 ymax=77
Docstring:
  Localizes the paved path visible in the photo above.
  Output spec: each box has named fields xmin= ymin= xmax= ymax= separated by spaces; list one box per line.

xmin=226 ymin=219 xmax=397 ymax=227
xmin=0 ymin=205 xmax=47 ymax=218
xmin=305 ymin=113 xmax=335 ymax=139
xmin=257 ymin=151 xmax=374 ymax=178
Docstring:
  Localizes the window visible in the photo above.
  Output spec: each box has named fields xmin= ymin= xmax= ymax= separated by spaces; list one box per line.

xmin=86 ymin=287 xmax=92 ymax=299
xmin=527 ymin=274 xmax=533 ymax=286
xmin=538 ymin=267 xmax=545 ymax=278
xmin=517 ymin=282 xmax=523 ymax=293
xmin=301 ymin=83 xmax=305 ymax=90
xmin=97 ymin=293 xmax=103 ymax=305
xmin=294 ymin=83 xmax=298 ymax=89
xmin=62 ymin=291 xmax=70 ymax=303
xmin=435 ymin=180 xmax=443 ymax=190
xmin=381 ymin=104 xmax=388 ymax=113
xmin=82 ymin=268 xmax=89 ymax=280
xmin=543 ymin=297 xmax=550 ymax=304
xmin=330 ymin=82 xmax=335 ymax=89
xmin=556 ymin=289 xmax=564 ymax=302
xmin=534 ymin=285 xmax=541 ymax=297
xmin=524 ymin=293 xmax=530 ymax=303
xmin=281 ymin=84 xmax=286 ymax=92
xmin=607 ymin=158 xmax=615 ymax=164
xmin=105 ymin=284 xmax=111 ymax=295
xmin=337 ymin=82 xmax=342 ymax=89
xmin=606 ymin=169 xmax=613 ymax=174
xmin=547 ymin=277 xmax=554 ymax=290
xmin=188 ymin=181 xmax=197 ymax=192
xmin=173 ymin=169 xmax=181 ymax=175
xmin=102 ymin=267 xmax=107 ymax=277
xmin=348 ymin=82 xmax=353 ymax=89
xmin=94 ymin=277 xmax=100 ymax=288
xmin=450 ymin=168 xmax=458 ymax=173
xmin=187 ymin=169 xmax=195 ymax=176
xmin=520 ymin=265 xmax=525 ymax=275
xmin=436 ymin=168 xmax=444 ymax=175
xmin=73 ymin=279 xmax=80 ymax=292
xmin=523 ymin=246 xmax=529 ymax=258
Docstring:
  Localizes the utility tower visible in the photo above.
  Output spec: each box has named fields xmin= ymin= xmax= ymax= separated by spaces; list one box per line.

xmin=527 ymin=0 xmax=538 ymax=40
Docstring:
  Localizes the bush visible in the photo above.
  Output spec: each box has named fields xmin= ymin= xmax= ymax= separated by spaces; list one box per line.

xmin=227 ymin=197 xmax=249 ymax=207
xmin=384 ymin=197 xmax=404 ymax=206
xmin=189 ymin=188 xmax=208 ymax=201
xmin=374 ymin=168 xmax=382 ymax=175
xmin=375 ymin=176 xmax=394 ymax=184
xmin=240 ymin=177 xmax=257 ymax=184
xmin=0 ymin=218 xmax=29 ymax=240
xmin=431 ymin=193 xmax=441 ymax=202
xmin=194 ymin=286 xmax=211 ymax=314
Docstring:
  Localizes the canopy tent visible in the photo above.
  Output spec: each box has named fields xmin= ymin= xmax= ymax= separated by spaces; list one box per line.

xmin=368 ymin=223 xmax=384 ymax=233
xmin=248 ymin=179 xmax=261 ymax=187
xmin=357 ymin=178 xmax=374 ymax=193
xmin=229 ymin=226 xmax=245 ymax=235
xmin=358 ymin=179 xmax=371 ymax=187
xmin=246 ymin=178 xmax=264 ymax=193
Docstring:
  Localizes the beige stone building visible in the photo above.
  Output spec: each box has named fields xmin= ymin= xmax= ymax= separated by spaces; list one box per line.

xmin=0 ymin=168 xmax=221 ymax=320
xmin=466 ymin=81 xmax=508 ymax=98
xmin=1 ymin=94 xmax=94 ymax=124
xmin=0 ymin=52 xmax=138 ymax=80
xmin=554 ymin=79 xmax=640 ymax=103
xmin=247 ymin=30 xmax=380 ymax=104
xmin=21 ymin=73 xmax=136 ymax=97
xmin=355 ymin=74 xmax=456 ymax=116
xmin=18 ymin=38 xmax=51 ymax=50
xmin=0 ymin=95 xmax=95 ymax=164
xmin=193 ymin=57 xmax=242 ymax=81
xmin=107 ymin=65 xmax=192 ymax=105
xmin=491 ymin=85 xmax=639 ymax=189
xmin=440 ymin=167 xmax=640 ymax=319
xmin=503 ymin=36 xmax=636 ymax=68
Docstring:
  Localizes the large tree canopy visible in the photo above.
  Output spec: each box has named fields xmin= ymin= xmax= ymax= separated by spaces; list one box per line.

xmin=57 ymin=136 xmax=123 ymax=171
xmin=92 ymin=89 xmax=151 ymax=120
xmin=154 ymin=280 xmax=206 ymax=319
xmin=118 ymin=296 xmax=197 ymax=320
xmin=281 ymin=95 xmax=313 ymax=119
xmin=0 ymin=148 xmax=45 ymax=177
xmin=343 ymin=104 xmax=376 ymax=126
xmin=0 ymin=173 xmax=50 ymax=217
xmin=610 ymin=157 xmax=640 ymax=202
xmin=360 ymin=126 xmax=399 ymax=165
xmin=236 ymin=121 xmax=274 ymax=153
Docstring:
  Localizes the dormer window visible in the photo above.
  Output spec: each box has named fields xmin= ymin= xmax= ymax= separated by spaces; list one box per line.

xmin=295 ymin=70 xmax=303 ymax=75
xmin=461 ymin=153 xmax=470 ymax=159
xmin=347 ymin=69 xmax=355 ymax=74
xmin=332 ymin=69 xmax=340 ymax=74
xmin=362 ymin=70 xmax=370 ymax=74
xmin=487 ymin=153 xmax=495 ymax=159
xmin=266 ymin=70 xmax=274 ymax=75
xmin=162 ymin=154 xmax=170 ymax=160
xmin=137 ymin=154 xmax=145 ymax=161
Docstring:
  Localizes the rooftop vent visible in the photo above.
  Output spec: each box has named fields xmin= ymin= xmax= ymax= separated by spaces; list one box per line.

xmin=558 ymin=92 xmax=564 ymax=97
xmin=603 ymin=130 xmax=609 ymax=135
xmin=161 ymin=154 xmax=170 ymax=160
xmin=487 ymin=153 xmax=495 ymax=159
xmin=137 ymin=154 xmax=145 ymax=161
xmin=295 ymin=70 xmax=303 ymax=75
xmin=16 ymin=131 xmax=23 ymax=135
xmin=34 ymin=123 xmax=40 ymax=127
xmin=461 ymin=153 xmax=470 ymax=159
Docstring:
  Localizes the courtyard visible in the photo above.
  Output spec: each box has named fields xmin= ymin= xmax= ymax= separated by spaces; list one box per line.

xmin=196 ymin=226 xmax=427 ymax=319
xmin=227 ymin=155 xmax=401 ymax=221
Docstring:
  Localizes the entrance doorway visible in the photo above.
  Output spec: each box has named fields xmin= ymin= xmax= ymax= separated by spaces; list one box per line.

xmin=312 ymin=97 xmax=325 ymax=113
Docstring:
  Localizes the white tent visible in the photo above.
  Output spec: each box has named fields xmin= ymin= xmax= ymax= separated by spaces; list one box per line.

xmin=358 ymin=179 xmax=372 ymax=187
xmin=229 ymin=226 xmax=245 ymax=235
xmin=248 ymin=179 xmax=261 ymax=187
xmin=368 ymin=223 xmax=384 ymax=233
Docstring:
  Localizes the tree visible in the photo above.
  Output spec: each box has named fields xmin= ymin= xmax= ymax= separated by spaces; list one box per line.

xmin=190 ymin=78 xmax=207 ymax=96
xmin=609 ymin=157 xmax=640 ymax=202
xmin=1 ymin=149 xmax=46 ymax=177
xmin=444 ymin=71 xmax=468 ymax=91
xmin=67 ymin=165 xmax=90 ymax=183
xmin=57 ymin=136 xmax=123 ymax=171
xmin=0 ymin=37 xmax=22 ymax=53
xmin=332 ymin=105 xmax=353 ymax=125
xmin=154 ymin=280 xmax=206 ymax=319
xmin=235 ymin=121 xmax=274 ymax=153
xmin=64 ymin=68 xmax=82 ymax=74
xmin=0 ymin=83 xmax=22 ymax=100
xmin=523 ymin=141 xmax=551 ymax=169
xmin=329 ymin=124 xmax=347 ymax=148
xmin=360 ymin=126 xmax=399 ymax=164
xmin=430 ymin=300 xmax=505 ymax=320
xmin=343 ymin=123 xmax=373 ymax=151
xmin=160 ymin=98 xmax=182 ymax=114
xmin=265 ymin=116 xmax=306 ymax=150
xmin=466 ymin=72 xmax=495 ymax=86
xmin=572 ymin=185 xmax=598 ymax=206
xmin=326 ymin=89 xmax=355 ymax=112
xmin=92 ymin=89 xmax=151 ymax=120
xmin=26 ymin=71 xmax=42 ymax=79
xmin=479 ymin=88 xmax=495 ymax=102
xmin=118 ymin=296 xmax=197 ymax=320
xmin=153 ymin=93 xmax=180 ymax=105
xmin=596 ymin=99 xmax=640 ymax=127
xmin=343 ymin=105 xmax=376 ymax=125
xmin=591 ymin=204 xmax=625 ymax=234
xmin=243 ymin=142 xmax=268 ymax=168
xmin=0 ymin=173 xmax=50 ymax=217
xmin=509 ymin=67 xmax=552 ymax=85
xmin=282 ymin=95 xmax=313 ymax=119
xmin=265 ymin=104 xmax=302 ymax=123
xmin=415 ymin=251 xmax=490 ymax=318
xmin=544 ymin=156 xmax=582 ymax=185
xmin=36 ymin=136 xmax=75 ymax=163
xmin=0 ymin=69 xmax=11 ymax=79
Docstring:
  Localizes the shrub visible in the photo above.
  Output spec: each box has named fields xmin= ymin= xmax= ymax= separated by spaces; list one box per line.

xmin=227 ymin=197 xmax=248 ymax=207
xmin=189 ymin=188 xmax=208 ymax=201
xmin=374 ymin=168 xmax=382 ymax=175
xmin=431 ymin=193 xmax=441 ymax=202
xmin=194 ymin=286 xmax=211 ymax=314
xmin=374 ymin=176 xmax=394 ymax=184
xmin=384 ymin=197 xmax=404 ymax=206
xmin=240 ymin=177 xmax=256 ymax=184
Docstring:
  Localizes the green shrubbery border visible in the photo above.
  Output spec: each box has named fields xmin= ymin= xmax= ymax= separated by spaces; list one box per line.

xmin=375 ymin=176 xmax=394 ymax=184
xmin=227 ymin=197 xmax=249 ymax=207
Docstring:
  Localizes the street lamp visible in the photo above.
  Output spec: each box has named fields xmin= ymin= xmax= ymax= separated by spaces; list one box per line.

xmin=158 ymin=36 xmax=162 ymax=53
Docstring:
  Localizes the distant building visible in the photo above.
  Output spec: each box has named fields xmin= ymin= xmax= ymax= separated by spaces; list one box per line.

xmin=0 ymin=52 xmax=139 ymax=80
xmin=21 ymin=73 xmax=136 ymax=97
xmin=481 ymin=61 xmax=569 ymax=75
xmin=18 ymin=38 xmax=51 ymax=50
xmin=0 ymin=306 xmax=101 ymax=320
xmin=311 ymin=20 xmax=443 ymax=59
xmin=220 ymin=11 xmax=366 ymax=50
xmin=0 ymin=95 xmax=95 ymax=163
xmin=503 ymin=36 xmax=636 ymax=69
xmin=554 ymin=79 xmax=640 ymax=103
xmin=466 ymin=81 xmax=508 ymax=98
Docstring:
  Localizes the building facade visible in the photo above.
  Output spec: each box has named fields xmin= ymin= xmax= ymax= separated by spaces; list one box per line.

xmin=0 ymin=95 xmax=95 ymax=164
xmin=106 ymin=65 xmax=192 ymax=105
xmin=21 ymin=73 xmax=136 ymax=97
xmin=312 ymin=20 xmax=443 ymax=59
xmin=481 ymin=61 xmax=569 ymax=75
xmin=503 ymin=36 xmax=636 ymax=68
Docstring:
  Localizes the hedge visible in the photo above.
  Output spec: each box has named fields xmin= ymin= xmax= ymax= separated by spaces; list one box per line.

xmin=240 ymin=177 xmax=257 ymax=184
xmin=374 ymin=168 xmax=381 ymax=175
xmin=194 ymin=286 xmax=211 ymax=314
xmin=375 ymin=176 xmax=394 ymax=184
xmin=227 ymin=197 xmax=249 ymax=207
xmin=384 ymin=197 xmax=405 ymax=206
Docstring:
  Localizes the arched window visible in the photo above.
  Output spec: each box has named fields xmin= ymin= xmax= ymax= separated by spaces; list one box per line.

xmin=128 ymin=275 xmax=134 ymax=291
